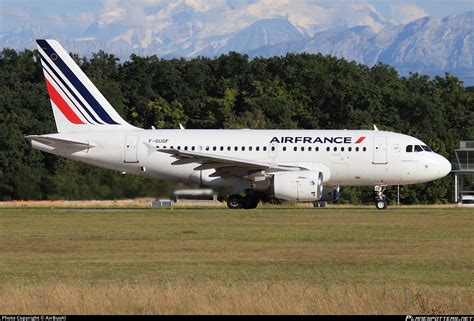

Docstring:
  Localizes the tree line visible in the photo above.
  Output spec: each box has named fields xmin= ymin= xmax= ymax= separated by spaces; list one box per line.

xmin=1 ymin=48 xmax=473 ymax=203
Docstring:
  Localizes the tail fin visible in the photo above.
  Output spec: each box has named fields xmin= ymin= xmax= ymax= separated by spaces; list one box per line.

xmin=36 ymin=39 xmax=138 ymax=133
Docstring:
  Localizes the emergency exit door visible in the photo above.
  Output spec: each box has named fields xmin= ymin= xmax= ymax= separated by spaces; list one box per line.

xmin=124 ymin=135 xmax=139 ymax=163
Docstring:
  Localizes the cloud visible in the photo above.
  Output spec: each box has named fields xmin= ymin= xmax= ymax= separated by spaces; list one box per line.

xmin=327 ymin=1 xmax=389 ymax=32
xmin=390 ymin=3 xmax=428 ymax=25
xmin=89 ymin=0 xmax=392 ymax=39
xmin=98 ymin=7 xmax=126 ymax=25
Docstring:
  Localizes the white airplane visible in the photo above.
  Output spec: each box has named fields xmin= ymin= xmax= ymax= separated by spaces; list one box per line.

xmin=27 ymin=39 xmax=452 ymax=210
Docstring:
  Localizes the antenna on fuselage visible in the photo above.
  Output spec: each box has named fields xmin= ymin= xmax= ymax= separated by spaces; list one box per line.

xmin=373 ymin=124 xmax=379 ymax=131
xmin=179 ymin=123 xmax=185 ymax=130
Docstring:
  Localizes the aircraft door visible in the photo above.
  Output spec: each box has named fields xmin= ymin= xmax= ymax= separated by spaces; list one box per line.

xmin=124 ymin=135 xmax=139 ymax=163
xmin=373 ymin=136 xmax=387 ymax=164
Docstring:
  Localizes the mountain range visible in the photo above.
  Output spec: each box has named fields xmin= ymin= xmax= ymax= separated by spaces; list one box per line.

xmin=1 ymin=5 xmax=473 ymax=85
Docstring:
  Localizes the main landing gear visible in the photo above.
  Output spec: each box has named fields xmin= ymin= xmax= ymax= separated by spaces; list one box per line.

xmin=226 ymin=193 xmax=260 ymax=209
xmin=375 ymin=185 xmax=388 ymax=210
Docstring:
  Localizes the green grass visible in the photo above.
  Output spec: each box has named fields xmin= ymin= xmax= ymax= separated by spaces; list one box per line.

xmin=0 ymin=206 xmax=472 ymax=314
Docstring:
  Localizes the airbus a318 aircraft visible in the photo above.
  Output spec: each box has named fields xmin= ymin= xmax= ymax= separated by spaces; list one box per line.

xmin=28 ymin=39 xmax=452 ymax=209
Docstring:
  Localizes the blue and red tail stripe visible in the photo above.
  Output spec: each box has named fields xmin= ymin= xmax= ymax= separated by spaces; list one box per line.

xmin=45 ymin=78 xmax=84 ymax=124
xmin=37 ymin=39 xmax=119 ymax=125
xmin=41 ymin=60 xmax=94 ymax=124
xmin=39 ymin=54 xmax=101 ymax=124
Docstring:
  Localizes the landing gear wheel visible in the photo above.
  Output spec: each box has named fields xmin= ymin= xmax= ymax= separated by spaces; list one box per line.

xmin=376 ymin=199 xmax=387 ymax=210
xmin=227 ymin=195 xmax=243 ymax=209
xmin=313 ymin=201 xmax=326 ymax=208
xmin=242 ymin=195 xmax=259 ymax=209
xmin=374 ymin=185 xmax=388 ymax=210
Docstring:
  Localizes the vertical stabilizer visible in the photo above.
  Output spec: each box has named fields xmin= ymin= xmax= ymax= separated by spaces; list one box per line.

xmin=36 ymin=39 xmax=138 ymax=133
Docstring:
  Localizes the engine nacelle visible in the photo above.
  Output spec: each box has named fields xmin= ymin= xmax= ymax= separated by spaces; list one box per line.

xmin=319 ymin=186 xmax=340 ymax=202
xmin=272 ymin=170 xmax=323 ymax=202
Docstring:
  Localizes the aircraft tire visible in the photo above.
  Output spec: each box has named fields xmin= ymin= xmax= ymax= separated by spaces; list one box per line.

xmin=242 ymin=195 xmax=259 ymax=209
xmin=376 ymin=199 xmax=387 ymax=210
xmin=227 ymin=195 xmax=243 ymax=209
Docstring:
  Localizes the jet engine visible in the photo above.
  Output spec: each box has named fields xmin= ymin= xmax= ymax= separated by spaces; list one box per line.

xmin=271 ymin=170 xmax=323 ymax=201
xmin=319 ymin=185 xmax=340 ymax=202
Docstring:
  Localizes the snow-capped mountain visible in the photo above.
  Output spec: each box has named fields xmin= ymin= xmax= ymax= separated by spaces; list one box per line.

xmin=0 ymin=1 xmax=472 ymax=85
xmin=249 ymin=10 xmax=474 ymax=85
xmin=0 ymin=0 xmax=392 ymax=58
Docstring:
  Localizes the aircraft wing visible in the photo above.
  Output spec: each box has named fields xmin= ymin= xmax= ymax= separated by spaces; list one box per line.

xmin=26 ymin=135 xmax=95 ymax=149
xmin=158 ymin=148 xmax=300 ymax=178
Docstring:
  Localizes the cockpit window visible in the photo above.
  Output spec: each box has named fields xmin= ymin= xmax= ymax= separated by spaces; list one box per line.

xmin=407 ymin=144 xmax=433 ymax=153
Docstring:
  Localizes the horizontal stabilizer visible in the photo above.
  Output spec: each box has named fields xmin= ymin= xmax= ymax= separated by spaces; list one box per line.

xmin=26 ymin=135 xmax=95 ymax=149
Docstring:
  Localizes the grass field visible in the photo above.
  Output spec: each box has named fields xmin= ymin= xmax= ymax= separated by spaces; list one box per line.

xmin=0 ymin=206 xmax=472 ymax=314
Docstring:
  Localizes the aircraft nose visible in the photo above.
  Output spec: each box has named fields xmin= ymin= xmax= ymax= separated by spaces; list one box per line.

xmin=436 ymin=154 xmax=452 ymax=178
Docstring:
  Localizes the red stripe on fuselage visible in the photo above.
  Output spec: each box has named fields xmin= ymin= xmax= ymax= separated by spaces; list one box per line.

xmin=355 ymin=136 xmax=366 ymax=144
xmin=45 ymin=79 xmax=84 ymax=124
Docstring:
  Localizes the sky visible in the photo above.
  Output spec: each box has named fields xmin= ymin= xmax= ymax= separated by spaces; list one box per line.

xmin=0 ymin=0 xmax=473 ymax=35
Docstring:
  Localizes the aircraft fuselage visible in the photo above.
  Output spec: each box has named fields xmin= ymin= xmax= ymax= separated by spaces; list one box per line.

xmin=30 ymin=129 xmax=451 ymax=191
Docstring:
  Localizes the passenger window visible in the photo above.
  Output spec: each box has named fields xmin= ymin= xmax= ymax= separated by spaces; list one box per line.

xmin=308 ymin=147 xmax=312 ymax=151
xmin=348 ymin=147 xmax=352 ymax=152
xmin=271 ymin=146 xmax=275 ymax=151
xmin=406 ymin=145 xmax=412 ymax=152
xmin=234 ymin=146 xmax=238 ymax=151
xmin=249 ymin=146 xmax=252 ymax=151
xmin=206 ymin=146 xmax=209 ymax=151
xmin=341 ymin=147 xmax=344 ymax=152
xmin=316 ymin=147 xmax=319 ymax=152
xmin=184 ymin=146 xmax=188 ymax=151
xmin=363 ymin=147 xmax=367 ymax=152
xmin=283 ymin=146 xmax=287 ymax=151
xmin=326 ymin=147 xmax=330 ymax=151
xmin=177 ymin=146 xmax=181 ymax=150
xmin=356 ymin=147 xmax=359 ymax=152
xmin=301 ymin=147 xmax=305 ymax=151
xmin=256 ymin=147 xmax=260 ymax=151
xmin=227 ymin=146 xmax=231 ymax=151
xmin=242 ymin=146 xmax=245 ymax=151
xmin=334 ymin=147 xmax=337 ymax=152
xmin=220 ymin=146 xmax=223 ymax=151
xmin=415 ymin=145 xmax=423 ymax=152
xmin=293 ymin=146 xmax=297 ymax=151
xmin=191 ymin=146 xmax=195 ymax=151
xmin=263 ymin=146 xmax=267 ymax=151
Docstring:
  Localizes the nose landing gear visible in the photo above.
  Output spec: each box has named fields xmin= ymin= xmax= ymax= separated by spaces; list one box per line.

xmin=375 ymin=185 xmax=388 ymax=209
